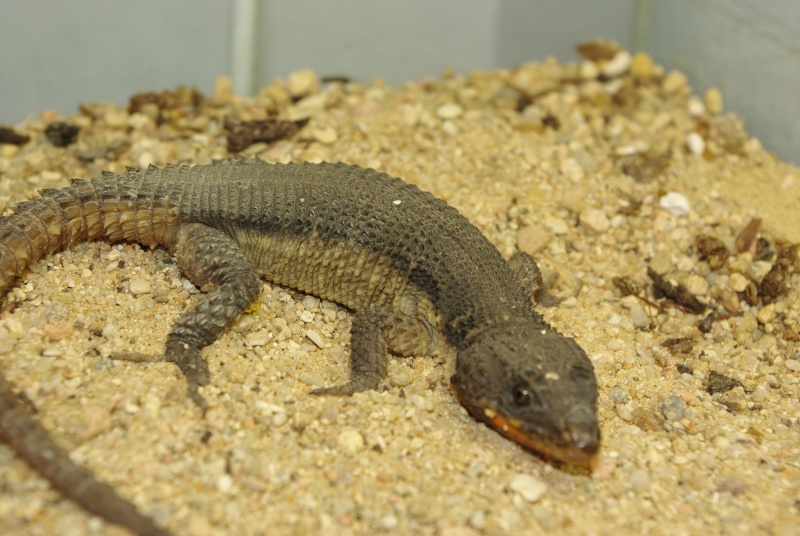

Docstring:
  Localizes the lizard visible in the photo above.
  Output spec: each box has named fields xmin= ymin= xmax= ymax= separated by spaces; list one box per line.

xmin=0 ymin=158 xmax=600 ymax=535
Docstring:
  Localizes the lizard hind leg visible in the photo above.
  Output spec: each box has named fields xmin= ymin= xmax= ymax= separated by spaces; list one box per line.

xmin=312 ymin=310 xmax=437 ymax=395
xmin=167 ymin=223 xmax=262 ymax=409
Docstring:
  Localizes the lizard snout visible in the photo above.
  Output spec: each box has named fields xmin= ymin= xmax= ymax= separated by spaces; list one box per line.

xmin=562 ymin=406 xmax=601 ymax=456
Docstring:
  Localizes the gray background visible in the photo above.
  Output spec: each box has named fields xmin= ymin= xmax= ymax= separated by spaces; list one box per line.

xmin=1 ymin=0 xmax=798 ymax=164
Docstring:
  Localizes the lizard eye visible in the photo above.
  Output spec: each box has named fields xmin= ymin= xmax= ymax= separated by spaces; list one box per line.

xmin=512 ymin=385 xmax=530 ymax=405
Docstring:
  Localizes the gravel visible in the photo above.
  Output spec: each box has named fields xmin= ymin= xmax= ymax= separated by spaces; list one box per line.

xmin=1 ymin=42 xmax=798 ymax=535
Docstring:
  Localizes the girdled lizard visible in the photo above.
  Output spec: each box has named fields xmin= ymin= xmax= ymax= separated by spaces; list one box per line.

xmin=0 ymin=159 xmax=600 ymax=535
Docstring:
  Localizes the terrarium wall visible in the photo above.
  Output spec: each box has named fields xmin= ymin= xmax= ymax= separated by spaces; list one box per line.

xmin=1 ymin=0 xmax=797 ymax=163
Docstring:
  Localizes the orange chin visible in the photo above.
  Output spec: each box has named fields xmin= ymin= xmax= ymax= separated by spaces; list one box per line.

xmin=481 ymin=407 xmax=598 ymax=469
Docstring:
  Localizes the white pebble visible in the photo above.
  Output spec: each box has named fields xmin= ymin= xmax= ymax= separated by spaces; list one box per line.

xmin=601 ymin=50 xmax=632 ymax=77
xmin=436 ymin=103 xmax=463 ymax=119
xmin=630 ymin=302 xmax=651 ymax=329
xmin=662 ymin=70 xmax=688 ymax=93
xmin=299 ymin=310 xmax=315 ymax=323
xmin=684 ymin=274 xmax=709 ymax=296
xmin=469 ymin=510 xmax=487 ymax=529
xmin=271 ymin=412 xmax=288 ymax=427
xmin=245 ymin=330 xmax=271 ymax=347
xmin=579 ymin=60 xmax=600 ymax=80
xmin=337 ymin=429 xmax=365 ymax=454
xmin=785 ymin=360 xmax=800 ymax=372
xmin=287 ymin=68 xmax=319 ymax=98
xmin=580 ymin=208 xmax=610 ymax=233
xmin=380 ymin=514 xmax=399 ymax=530
xmin=137 ymin=151 xmax=155 ymax=169
xmin=301 ymin=295 xmax=320 ymax=309
xmin=757 ymin=303 xmax=776 ymax=324
xmin=441 ymin=120 xmax=459 ymax=136
xmin=305 ymin=329 xmax=324 ymax=348
xmin=705 ymin=87 xmax=724 ymax=114
xmin=508 ymin=473 xmax=547 ymax=503
xmin=312 ymin=126 xmax=338 ymax=145
xmin=217 ymin=474 xmax=234 ymax=493
xmin=630 ymin=469 xmax=651 ymax=492
xmin=687 ymin=96 xmax=705 ymax=116
xmin=686 ymin=132 xmax=705 ymax=156
xmin=658 ymin=192 xmax=690 ymax=217
xmin=543 ymin=214 xmax=569 ymax=235
xmin=560 ymin=158 xmax=585 ymax=182
xmin=128 ymin=277 xmax=151 ymax=295
xmin=728 ymin=273 xmax=749 ymax=292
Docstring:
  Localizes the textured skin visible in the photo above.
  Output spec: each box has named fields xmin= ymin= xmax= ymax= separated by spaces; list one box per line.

xmin=0 ymin=159 xmax=600 ymax=535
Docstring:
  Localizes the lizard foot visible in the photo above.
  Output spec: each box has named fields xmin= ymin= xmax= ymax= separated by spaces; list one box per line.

xmin=112 ymin=351 xmax=210 ymax=412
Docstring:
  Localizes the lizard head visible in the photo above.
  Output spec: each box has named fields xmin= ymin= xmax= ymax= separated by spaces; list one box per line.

xmin=451 ymin=322 xmax=600 ymax=468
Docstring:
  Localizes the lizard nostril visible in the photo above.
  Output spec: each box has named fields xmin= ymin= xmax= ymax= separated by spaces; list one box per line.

xmin=563 ymin=407 xmax=601 ymax=454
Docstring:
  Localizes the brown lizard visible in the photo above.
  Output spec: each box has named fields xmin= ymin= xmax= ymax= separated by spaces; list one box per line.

xmin=0 ymin=159 xmax=600 ymax=535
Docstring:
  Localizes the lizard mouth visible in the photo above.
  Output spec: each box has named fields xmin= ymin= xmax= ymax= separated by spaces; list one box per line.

xmin=461 ymin=400 xmax=600 ymax=468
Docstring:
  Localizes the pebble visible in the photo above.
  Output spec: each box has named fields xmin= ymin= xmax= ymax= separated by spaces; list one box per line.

xmin=305 ymin=329 xmax=324 ymax=348
xmin=687 ymin=96 xmax=705 ymax=116
xmin=757 ymin=303 xmax=776 ymax=324
xmin=312 ymin=126 xmax=338 ymax=145
xmin=436 ymin=103 xmax=463 ymax=119
xmin=128 ymin=277 xmax=152 ymax=295
xmin=728 ymin=273 xmax=749 ymax=292
xmin=649 ymin=250 xmax=672 ymax=274
xmin=661 ymin=394 xmax=688 ymax=421
xmin=705 ymin=87 xmax=724 ymax=114
xmin=629 ymin=51 xmax=656 ymax=80
xmin=42 ymin=321 xmax=73 ymax=341
xmin=441 ymin=120 xmax=458 ymax=136
xmin=785 ymin=359 xmax=800 ymax=372
xmin=508 ymin=473 xmax=547 ymax=503
xmin=517 ymin=225 xmax=552 ymax=254
xmin=389 ymin=364 xmax=414 ymax=387
xmin=217 ymin=474 xmax=234 ymax=494
xmin=658 ymin=192 xmax=690 ymax=217
xmin=630 ymin=302 xmax=651 ymax=329
xmin=337 ymin=429 xmax=365 ymax=455
xmin=580 ymin=208 xmax=610 ymax=233
xmin=271 ymin=412 xmax=288 ymax=427
xmin=717 ymin=475 xmax=748 ymax=496
xmin=684 ymin=274 xmax=709 ymax=296
xmin=299 ymin=310 xmax=315 ymax=323
xmin=560 ymin=158 xmax=585 ymax=182
xmin=601 ymin=50 xmax=632 ymax=77
xmin=245 ymin=330 xmax=271 ymax=347
xmin=543 ymin=214 xmax=569 ymax=235
xmin=105 ymin=110 xmax=129 ymax=128
xmin=211 ymin=75 xmax=233 ymax=104
xmin=232 ymin=314 xmax=257 ymax=333
xmin=579 ymin=60 xmax=599 ymax=80
xmin=468 ymin=510 xmax=486 ymax=530
xmin=686 ymin=132 xmax=705 ymax=156
xmin=662 ymin=70 xmax=688 ymax=94
xmin=380 ymin=514 xmax=399 ymax=530
xmin=630 ymin=469 xmax=651 ymax=492
xmin=287 ymin=68 xmax=319 ymax=98
xmin=719 ymin=387 xmax=746 ymax=413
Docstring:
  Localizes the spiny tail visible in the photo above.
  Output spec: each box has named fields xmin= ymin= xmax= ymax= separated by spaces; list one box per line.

xmin=0 ymin=169 xmax=179 ymax=298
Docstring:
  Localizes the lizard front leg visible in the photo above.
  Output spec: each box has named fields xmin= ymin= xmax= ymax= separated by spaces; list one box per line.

xmin=167 ymin=223 xmax=262 ymax=409
xmin=312 ymin=310 xmax=437 ymax=395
